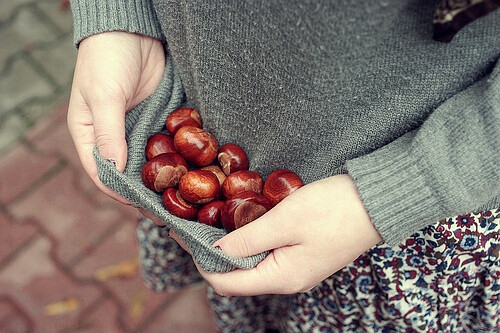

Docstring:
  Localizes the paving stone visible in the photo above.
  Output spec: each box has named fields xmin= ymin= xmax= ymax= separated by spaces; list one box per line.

xmin=0 ymin=0 xmax=33 ymax=21
xmin=26 ymin=103 xmax=82 ymax=168
xmin=0 ymin=56 xmax=54 ymax=113
xmin=8 ymin=167 xmax=125 ymax=266
xmin=72 ymin=221 xmax=174 ymax=331
xmin=30 ymin=32 xmax=76 ymax=87
xmin=69 ymin=298 xmax=122 ymax=333
xmin=0 ymin=212 xmax=39 ymax=264
xmin=0 ymin=300 xmax=17 ymax=324
xmin=23 ymin=100 xmax=67 ymax=141
xmin=72 ymin=220 xmax=140 ymax=281
xmin=0 ymin=311 xmax=32 ymax=333
xmin=0 ymin=6 xmax=59 ymax=68
xmin=37 ymin=0 xmax=74 ymax=34
xmin=0 ymin=296 xmax=35 ymax=332
xmin=19 ymin=92 xmax=70 ymax=126
xmin=0 ymin=236 xmax=102 ymax=332
xmin=24 ymin=102 xmax=142 ymax=215
xmin=0 ymin=114 xmax=28 ymax=154
xmin=145 ymin=283 xmax=218 ymax=333
xmin=0 ymin=142 xmax=60 ymax=205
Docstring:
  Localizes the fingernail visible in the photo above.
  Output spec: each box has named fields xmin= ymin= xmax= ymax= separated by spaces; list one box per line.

xmin=106 ymin=158 xmax=117 ymax=168
xmin=214 ymin=245 xmax=222 ymax=251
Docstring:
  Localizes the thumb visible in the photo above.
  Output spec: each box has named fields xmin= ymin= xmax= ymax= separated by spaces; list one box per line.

xmin=90 ymin=98 xmax=128 ymax=172
xmin=213 ymin=211 xmax=296 ymax=258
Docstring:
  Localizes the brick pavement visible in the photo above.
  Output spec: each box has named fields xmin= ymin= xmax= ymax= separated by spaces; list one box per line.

xmin=0 ymin=1 xmax=217 ymax=332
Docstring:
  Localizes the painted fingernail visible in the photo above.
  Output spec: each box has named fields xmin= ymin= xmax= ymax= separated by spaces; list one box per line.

xmin=106 ymin=158 xmax=117 ymax=168
xmin=215 ymin=245 xmax=222 ymax=251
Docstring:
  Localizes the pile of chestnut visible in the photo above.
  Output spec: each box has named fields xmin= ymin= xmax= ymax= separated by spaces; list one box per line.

xmin=141 ymin=107 xmax=304 ymax=232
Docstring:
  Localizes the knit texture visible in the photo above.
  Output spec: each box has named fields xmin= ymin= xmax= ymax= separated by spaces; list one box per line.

xmin=71 ymin=0 xmax=500 ymax=271
xmin=345 ymin=65 xmax=500 ymax=245
xmin=93 ymin=49 xmax=267 ymax=272
xmin=70 ymin=0 xmax=164 ymax=46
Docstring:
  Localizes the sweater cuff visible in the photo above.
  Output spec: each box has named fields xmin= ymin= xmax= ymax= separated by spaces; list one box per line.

xmin=71 ymin=0 xmax=164 ymax=47
xmin=345 ymin=133 xmax=444 ymax=247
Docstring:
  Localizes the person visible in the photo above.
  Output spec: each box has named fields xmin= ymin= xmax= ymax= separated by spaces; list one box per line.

xmin=67 ymin=0 xmax=499 ymax=331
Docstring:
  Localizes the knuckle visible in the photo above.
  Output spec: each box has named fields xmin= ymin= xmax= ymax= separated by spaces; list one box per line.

xmin=94 ymin=133 xmax=117 ymax=148
xmin=234 ymin=232 xmax=252 ymax=257
xmin=88 ymin=84 xmax=124 ymax=105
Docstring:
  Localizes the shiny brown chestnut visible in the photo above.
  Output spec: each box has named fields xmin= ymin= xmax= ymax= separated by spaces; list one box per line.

xmin=221 ymin=170 xmax=263 ymax=199
xmin=166 ymin=107 xmax=202 ymax=135
xmin=263 ymin=169 xmax=304 ymax=206
xmin=197 ymin=200 xmax=224 ymax=228
xmin=162 ymin=187 xmax=198 ymax=220
xmin=141 ymin=153 xmax=189 ymax=193
xmin=145 ymin=133 xmax=176 ymax=161
xmin=201 ymin=165 xmax=227 ymax=187
xmin=221 ymin=191 xmax=271 ymax=232
xmin=174 ymin=126 xmax=219 ymax=167
xmin=178 ymin=170 xmax=220 ymax=204
xmin=217 ymin=143 xmax=249 ymax=176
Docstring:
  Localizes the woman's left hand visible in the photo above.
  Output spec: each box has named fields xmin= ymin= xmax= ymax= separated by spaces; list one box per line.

xmin=170 ymin=174 xmax=383 ymax=296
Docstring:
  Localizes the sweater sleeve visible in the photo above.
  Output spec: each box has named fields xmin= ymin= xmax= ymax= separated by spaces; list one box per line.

xmin=70 ymin=0 xmax=164 ymax=47
xmin=345 ymin=59 xmax=500 ymax=247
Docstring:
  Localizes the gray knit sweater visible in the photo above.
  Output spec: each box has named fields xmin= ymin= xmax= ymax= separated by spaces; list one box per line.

xmin=70 ymin=0 xmax=499 ymax=272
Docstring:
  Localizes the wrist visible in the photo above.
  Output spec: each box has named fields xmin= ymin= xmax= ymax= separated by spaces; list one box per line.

xmin=330 ymin=174 xmax=383 ymax=246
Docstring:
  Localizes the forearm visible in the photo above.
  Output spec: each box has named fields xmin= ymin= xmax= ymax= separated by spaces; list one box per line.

xmin=346 ymin=59 xmax=500 ymax=246
xmin=70 ymin=0 xmax=164 ymax=47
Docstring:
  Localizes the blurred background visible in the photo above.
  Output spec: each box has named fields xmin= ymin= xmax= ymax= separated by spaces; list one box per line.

xmin=0 ymin=1 xmax=214 ymax=332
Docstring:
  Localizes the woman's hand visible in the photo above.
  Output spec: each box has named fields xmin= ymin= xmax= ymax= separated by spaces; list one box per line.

xmin=67 ymin=31 xmax=165 ymax=204
xmin=170 ymin=174 xmax=383 ymax=296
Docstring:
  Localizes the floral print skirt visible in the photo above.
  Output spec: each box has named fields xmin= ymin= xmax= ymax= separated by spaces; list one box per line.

xmin=137 ymin=209 xmax=499 ymax=332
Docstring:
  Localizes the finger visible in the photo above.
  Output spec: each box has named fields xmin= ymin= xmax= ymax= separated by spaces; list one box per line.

xmin=213 ymin=207 xmax=298 ymax=258
xmin=67 ymin=91 xmax=132 ymax=205
xmin=138 ymin=208 xmax=166 ymax=227
xmin=197 ymin=245 xmax=305 ymax=296
xmin=87 ymin=93 xmax=128 ymax=173
xmin=169 ymin=230 xmax=191 ymax=254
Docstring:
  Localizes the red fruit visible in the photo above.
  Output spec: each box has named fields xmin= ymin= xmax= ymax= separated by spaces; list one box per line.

xmin=217 ymin=143 xmax=249 ymax=175
xmin=166 ymin=107 xmax=202 ymax=135
xmin=145 ymin=133 xmax=176 ymax=161
xmin=174 ymin=126 xmax=219 ymax=167
xmin=141 ymin=153 xmax=189 ymax=193
xmin=263 ymin=169 xmax=304 ymax=206
xmin=221 ymin=191 xmax=271 ymax=232
xmin=221 ymin=170 xmax=262 ymax=199
xmin=178 ymin=170 xmax=220 ymax=204
xmin=197 ymin=200 xmax=224 ymax=228
xmin=162 ymin=188 xmax=198 ymax=220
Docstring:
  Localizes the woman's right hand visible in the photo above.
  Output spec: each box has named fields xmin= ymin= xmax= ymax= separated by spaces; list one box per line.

xmin=67 ymin=31 xmax=165 ymax=204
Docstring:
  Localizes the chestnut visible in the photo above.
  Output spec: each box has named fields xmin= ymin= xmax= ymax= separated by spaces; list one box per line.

xmin=145 ymin=133 xmax=176 ymax=161
xmin=197 ymin=200 xmax=224 ymax=228
xmin=178 ymin=170 xmax=220 ymax=204
xmin=141 ymin=153 xmax=189 ymax=193
xmin=174 ymin=126 xmax=219 ymax=167
xmin=221 ymin=170 xmax=263 ymax=199
xmin=201 ymin=165 xmax=227 ymax=187
xmin=217 ymin=143 xmax=249 ymax=175
xmin=221 ymin=191 xmax=271 ymax=232
xmin=162 ymin=188 xmax=198 ymax=220
xmin=263 ymin=169 xmax=304 ymax=206
xmin=166 ymin=107 xmax=202 ymax=135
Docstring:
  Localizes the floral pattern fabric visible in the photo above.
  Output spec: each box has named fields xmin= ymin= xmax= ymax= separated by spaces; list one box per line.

xmin=433 ymin=0 xmax=500 ymax=41
xmin=138 ymin=209 xmax=499 ymax=332
xmin=137 ymin=219 xmax=202 ymax=292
